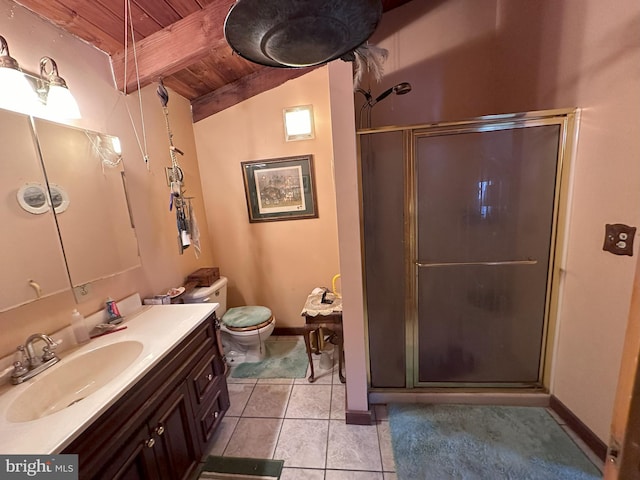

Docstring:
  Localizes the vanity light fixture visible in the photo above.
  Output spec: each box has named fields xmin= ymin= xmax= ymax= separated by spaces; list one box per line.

xmin=38 ymin=57 xmax=81 ymax=119
xmin=283 ymin=105 xmax=315 ymax=142
xmin=0 ymin=35 xmax=81 ymax=119
xmin=0 ymin=36 xmax=40 ymax=115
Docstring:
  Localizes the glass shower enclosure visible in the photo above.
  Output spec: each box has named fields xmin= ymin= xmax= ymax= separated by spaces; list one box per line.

xmin=359 ymin=109 xmax=578 ymax=389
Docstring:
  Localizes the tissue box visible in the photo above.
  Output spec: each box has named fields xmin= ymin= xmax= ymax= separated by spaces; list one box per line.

xmin=143 ymin=295 xmax=171 ymax=305
xmin=186 ymin=267 xmax=220 ymax=287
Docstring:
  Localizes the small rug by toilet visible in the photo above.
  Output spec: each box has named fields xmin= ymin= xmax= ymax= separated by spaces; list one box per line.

xmin=230 ymin=339 xmax=309 ymax=379
xmin=388 ymin=404 xmax=602 ymax=480
xmin=198 ymin=456 xmax=283 ymax=479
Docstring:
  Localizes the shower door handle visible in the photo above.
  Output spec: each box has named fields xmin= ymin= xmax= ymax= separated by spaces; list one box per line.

xmin=415 ymin=259 xmax=538 ymax=268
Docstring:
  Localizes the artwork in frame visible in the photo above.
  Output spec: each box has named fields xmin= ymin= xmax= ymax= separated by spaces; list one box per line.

xmin=241 ymin=155 xmax=318 ymax=223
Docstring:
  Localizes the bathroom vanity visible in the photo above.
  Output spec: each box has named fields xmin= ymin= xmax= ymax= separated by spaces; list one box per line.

xmin=0 ymin=303 xmax=229 ymax=480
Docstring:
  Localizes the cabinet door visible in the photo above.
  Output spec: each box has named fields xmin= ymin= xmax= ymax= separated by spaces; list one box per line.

xmin=97 ymin=424 xmax=159 ymax=480
xmin=151 ymin=382 xmax=200 ymax=480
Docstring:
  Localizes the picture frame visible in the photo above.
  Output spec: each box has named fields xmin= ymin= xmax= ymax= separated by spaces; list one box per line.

xmin=241 ymin=155 xmax=318 ymax=223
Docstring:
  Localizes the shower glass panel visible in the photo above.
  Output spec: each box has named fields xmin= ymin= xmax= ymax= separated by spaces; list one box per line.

xmin=361 ymin=130 xmax=407 ymax=388
xmin=415 ymin=124 xmax=561 ymax=384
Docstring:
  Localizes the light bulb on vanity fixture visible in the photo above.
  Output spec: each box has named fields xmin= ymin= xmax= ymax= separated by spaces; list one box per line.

xmin=0 ymin=36 xmax=40 ymax=115
xmin=0 ymin=35 xmax=81 ymax=119
xmin=39 ymin=56 xmax=81 ymax=119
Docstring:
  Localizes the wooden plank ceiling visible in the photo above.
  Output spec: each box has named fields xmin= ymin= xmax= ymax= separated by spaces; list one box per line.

xmin=13 ymin=0 xmax=412 ymax=122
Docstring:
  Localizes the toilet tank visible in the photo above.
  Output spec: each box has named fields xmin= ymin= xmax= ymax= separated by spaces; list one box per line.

xmin=182 ymin=276 xmax=228 ymax=317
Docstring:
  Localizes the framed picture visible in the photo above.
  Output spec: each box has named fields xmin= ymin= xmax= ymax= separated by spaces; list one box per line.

xmin=241 ymin=155 xmax=318 ymax=223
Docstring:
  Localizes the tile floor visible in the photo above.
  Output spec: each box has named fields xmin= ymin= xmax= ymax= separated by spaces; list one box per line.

xmin=206 ymin=336 xmax=396 ymax=480
xmin=205 ymin=336 xmax=603 ymax=479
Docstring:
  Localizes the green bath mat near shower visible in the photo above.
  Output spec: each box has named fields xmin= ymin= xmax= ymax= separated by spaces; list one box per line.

xmin=231 ymin=339 xmax=309 ymax=379
xmin=388 ymin=404 xmax=602 ymax=480
xmin=198 ymin=456 xmax=283 ymax=479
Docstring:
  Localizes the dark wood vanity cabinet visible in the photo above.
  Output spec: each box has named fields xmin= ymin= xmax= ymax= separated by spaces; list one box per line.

xmin=62 ymin=313 xmax=230 ymax=480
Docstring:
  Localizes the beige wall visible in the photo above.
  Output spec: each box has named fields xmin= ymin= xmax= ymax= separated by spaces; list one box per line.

xmin=495 ymin=0 xmax=640 ymax=441
xmin=193 ymin=68 xmax=340 ymax=328
xmin=0 ymin=0 xmax=213 ymax=357
xmin=328 ymin=61 xmax=368 ymax=412
xmin=356 ymin=0 xmax=500 ymax=127
xmin=360 ymin=0 xmax=640 ymax=439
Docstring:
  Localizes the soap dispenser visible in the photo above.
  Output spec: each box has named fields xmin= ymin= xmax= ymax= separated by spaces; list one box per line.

xmin=71 ymin=309 xmax=90 ymax=344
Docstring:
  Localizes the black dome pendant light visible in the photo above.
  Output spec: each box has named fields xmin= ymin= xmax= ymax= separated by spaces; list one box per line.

xmin=224 ymin=0 xmax=383 ymax=68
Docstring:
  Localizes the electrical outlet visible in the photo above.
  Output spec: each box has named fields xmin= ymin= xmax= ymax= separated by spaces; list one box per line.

xmin=603 ymin=223 xmax=636 ymax=256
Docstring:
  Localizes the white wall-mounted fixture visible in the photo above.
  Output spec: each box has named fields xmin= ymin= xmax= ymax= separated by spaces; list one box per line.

xmin=0 ymin=35 xmax=81 ymax=119
xmin=17 ymin=182 xmax=70 ymax=214
xmin=284 ymin=105 xmax=315 ymax=141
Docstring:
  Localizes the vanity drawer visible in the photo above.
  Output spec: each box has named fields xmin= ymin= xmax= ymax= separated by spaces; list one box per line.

xmin=189 ymin=351 xmax=219 ymax=407
xmin=197 ymin=380 xmax=228 ymax=444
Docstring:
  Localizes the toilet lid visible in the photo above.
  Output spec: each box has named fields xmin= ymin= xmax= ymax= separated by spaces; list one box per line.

xmin=222 ymin=306 xmax=273 ymax=330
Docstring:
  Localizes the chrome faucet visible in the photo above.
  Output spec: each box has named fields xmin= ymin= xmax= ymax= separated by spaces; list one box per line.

xmin=11 ymin=333 xmax=60 ymax=385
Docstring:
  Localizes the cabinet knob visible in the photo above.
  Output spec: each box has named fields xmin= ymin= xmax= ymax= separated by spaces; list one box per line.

xmin=155 ymin=425 xmax=165 ymax=436
xmin=212 ymin=411 xmax=219 ymax=419
xmin=206 ymin=373 xmax=213 ymax=381
xmin=145 ymin=438 xmax=155 ymax=448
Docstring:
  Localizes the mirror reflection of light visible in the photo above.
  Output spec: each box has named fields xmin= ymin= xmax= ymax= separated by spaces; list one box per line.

xmin=111 ymin=136 xmax=122 ymax=155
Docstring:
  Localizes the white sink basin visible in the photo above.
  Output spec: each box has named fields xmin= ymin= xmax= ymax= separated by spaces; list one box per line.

xmin=6 ymin=341 xmax=143 ymax=423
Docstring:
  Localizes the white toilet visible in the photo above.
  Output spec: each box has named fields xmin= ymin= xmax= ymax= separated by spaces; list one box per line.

xmin=183 ymin=276 xmax=275 ymax=364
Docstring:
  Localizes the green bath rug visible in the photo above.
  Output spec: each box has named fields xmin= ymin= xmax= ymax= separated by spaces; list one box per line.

xmin=388 ymin=404 xmax=602 ymax=480
xmin=230 ymin=339 xmax=308 ymax=379
xmin=199 ymin=456 xmax=283 ymax=479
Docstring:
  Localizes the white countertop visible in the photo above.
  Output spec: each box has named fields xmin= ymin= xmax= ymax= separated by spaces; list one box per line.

xmin=0 ymin=303 xmax=218 ymax=454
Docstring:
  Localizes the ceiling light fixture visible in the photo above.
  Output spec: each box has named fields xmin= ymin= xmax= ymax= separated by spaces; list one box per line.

xmin=0 ymin=35 xmax=81 ymax=119
xmin=284 ymin=105 xmax=315 ymax=142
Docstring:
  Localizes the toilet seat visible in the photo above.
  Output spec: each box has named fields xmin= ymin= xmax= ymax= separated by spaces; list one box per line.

xmin=222 ymin=306 xmax=274 ymax=332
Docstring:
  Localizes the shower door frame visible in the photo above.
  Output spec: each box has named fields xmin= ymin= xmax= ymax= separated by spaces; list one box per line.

xmin=358 ymin=108 xmax=579 ymax=391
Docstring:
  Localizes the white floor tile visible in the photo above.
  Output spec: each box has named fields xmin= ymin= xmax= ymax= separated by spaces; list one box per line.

xmin=326 ymin=420 xmax=382 ymax=471
xmin=223 ymin=417 xmax=282 ymax=459
xmin=376 ymin=420 xmax=396 ymax=472
xmin=243 ymin=384 xmax=292 ymax=418
xmin=325 ymin=470 xmax=384 ymax=480
xmin=286 ymin=384 xmax=332 ymax=419
xmin=205 ymin=416 xmax=239 ymax=456
xmin=226 ymin=383 xmax=255 ymax=417
xmin=274 ymin=419 xmax=329 ymax=469
xmin=280 ymin=467 xmax=325 ymax=480
xmin=330 ymin=385 xmax=345 ymax=421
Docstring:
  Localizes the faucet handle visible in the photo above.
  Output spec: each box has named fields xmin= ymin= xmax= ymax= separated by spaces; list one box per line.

xmin=42 ymin=345 xmax=57 ymax=362
xmin=11 ymin=360 xmax=28 ymax=378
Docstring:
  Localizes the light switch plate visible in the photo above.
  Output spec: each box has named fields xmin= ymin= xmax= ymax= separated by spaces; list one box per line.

xmin=603 ymin=224 xmax=636 ymax=256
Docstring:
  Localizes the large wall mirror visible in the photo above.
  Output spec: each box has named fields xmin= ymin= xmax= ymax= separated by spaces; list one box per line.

xmin=0 ymin=109 xmax=141 ymax=312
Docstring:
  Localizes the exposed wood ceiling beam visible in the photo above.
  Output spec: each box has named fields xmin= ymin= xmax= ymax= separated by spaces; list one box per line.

xmin=192 ymin=66 xmax=318 ymax=123
xmin=111 ymin=0 xmax=232 ymax=93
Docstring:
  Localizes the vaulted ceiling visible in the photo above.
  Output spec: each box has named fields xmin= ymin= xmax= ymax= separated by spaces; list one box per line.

xmin=13 ymin=0 xmax=412 ymax=122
